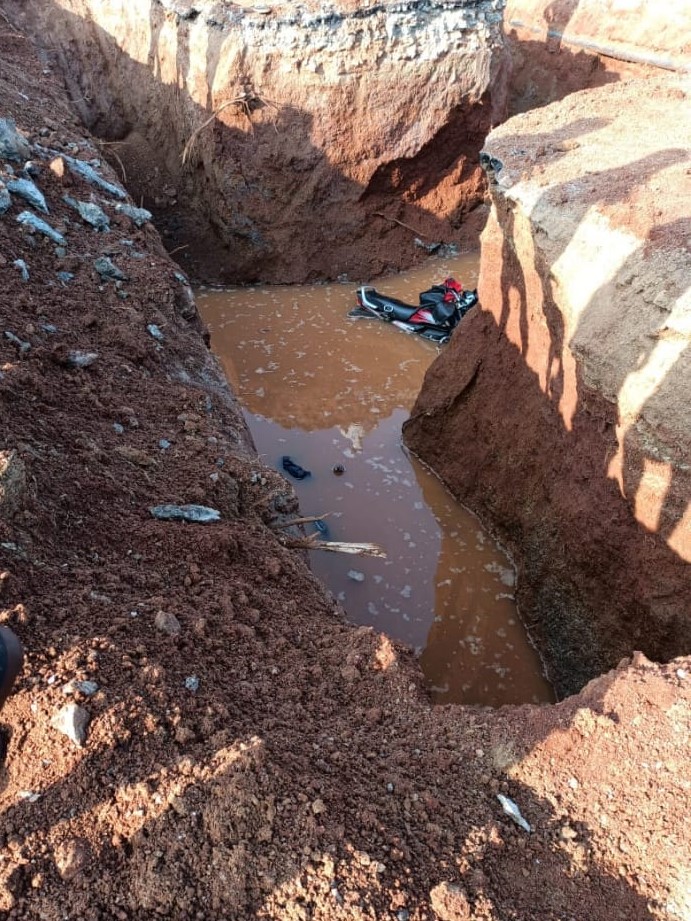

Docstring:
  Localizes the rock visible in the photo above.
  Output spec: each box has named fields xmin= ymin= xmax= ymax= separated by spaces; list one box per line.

xmin=13 ymin=259 xmax=29 ymax=282
xmin=311 ymin=798 xmax=327 ymax=815
xmin=497 ymin=794 xmax=531 ymax=832
xmin=62 ymin=679 xmax=99 ymax=697
xmin=94 ymin=255 xmax=127 ymax=281
xmin=63 ymin=195 xmax=110 ymax=231
xmin=149 ymin=504 xmax=221 ymax=523
xmin=16 ymin=211 xmax=66 ymax=245
xmin=57 ymin=271 xmax=74 ymax=285
xmin=0 ymin=450 xmax=27 ymax=518
xmin=0 ymin=118 xmax=31 ymax=162
xmin=0 ymin=181 xmax=10 ymax=214
xmin=49 ymin=156 xmax=66 ymax=179
xmin=61 ymin=153 xmax=126 ymax=199
xmin=52 ymin=703 xmax=90 ymax=746
xmin=430 ymin=882 xmax=472 ymax=921
xmin=158 ymin=438 xmax=171 ymax=450
xmin=54 ymin=837 xmax=91 ymax=880
xmin=155 ymin=610 xmax=181 ymax=635
xmin=6 ymin=177 xmax=48 ymax=213
xmin=65 ymin=350 xmax=99 ymax=369
xmin=114 ymin=445 xmax=156 ymax=467
xmin=4 ymin=331 xmax=30 ymax=355
xmin=114 ymin=202 xmax=152 ymax=226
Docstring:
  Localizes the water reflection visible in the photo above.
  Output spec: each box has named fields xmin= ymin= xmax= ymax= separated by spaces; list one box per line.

xmin=198 ymin=256 xmax=554 ymax=705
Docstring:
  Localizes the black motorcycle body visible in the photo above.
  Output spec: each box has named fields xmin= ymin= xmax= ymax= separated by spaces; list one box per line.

xmin=348 ymin=277 xmax=478 ymax=343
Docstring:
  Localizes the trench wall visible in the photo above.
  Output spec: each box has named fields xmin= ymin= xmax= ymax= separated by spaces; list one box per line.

xmin=404 ymin=74 xmax=691 ymax=697
xmin=9 ymin=0 xmax=509 ymax=283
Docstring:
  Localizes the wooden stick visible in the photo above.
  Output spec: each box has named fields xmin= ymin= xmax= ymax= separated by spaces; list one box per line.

xmin=271 ymin=513 xmax=331 ymax=530
xmin=373 ymin=212 xmax=429 ymax=239
xmin=282 ymin=534 xmax=387 ymax=557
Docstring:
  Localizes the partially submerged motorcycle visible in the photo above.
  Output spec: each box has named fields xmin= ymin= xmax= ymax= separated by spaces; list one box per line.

xmin=348 ymin=277 xmax=478 ymax=344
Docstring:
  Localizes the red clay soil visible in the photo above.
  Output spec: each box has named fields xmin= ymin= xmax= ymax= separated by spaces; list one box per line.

xmin=0 ymin=27 xmax=689 ymax=921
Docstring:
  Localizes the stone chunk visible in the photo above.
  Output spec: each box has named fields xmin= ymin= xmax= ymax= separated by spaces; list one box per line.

xmin=155 ymin=610 xmax=181 ymax=635
xmin=0 ymin=118 xmax=31 ymax=162
xmin=0 ymin=450 xmax=27 ymax=519
xmin=52 ymin=703 xmax=90 ymax=746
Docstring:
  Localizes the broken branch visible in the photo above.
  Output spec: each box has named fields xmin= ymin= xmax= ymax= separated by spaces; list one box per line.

xmin=373 ymin=212 xmax=429 ymax=239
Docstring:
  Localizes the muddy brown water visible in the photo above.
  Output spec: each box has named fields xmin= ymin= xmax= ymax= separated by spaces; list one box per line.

xmin=198 ymin=255 xmax=554 ymax=706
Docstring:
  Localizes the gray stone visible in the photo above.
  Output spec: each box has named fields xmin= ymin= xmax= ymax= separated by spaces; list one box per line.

xmin=94 ymin=255 xmax=127 ymax=281
xmin=0 ymin=181 xmax=10 ymax=214
xmin=13 ymin=259 xmax=29 ymax=282
xmin=0 ymin=118 xmax=31 ymax=162
xmin=52 ymin=703 xmax=90 ymax=746
xmin=16 ymin=211 xmax=66 ymax=245
xmin=63 ymin=195 xmax=110 ymax=231
xmin=155 ymin=610 xmax=181 ymax=635
xmin=61 ymin=153 xmax=126 ymax=199
xmin=7 ymin=177 xmax=48 ymax=213
xmin=114 ymin=202 xmax=152 ymax=227
xmin=149 ymin=504 xmax=221 ymax=523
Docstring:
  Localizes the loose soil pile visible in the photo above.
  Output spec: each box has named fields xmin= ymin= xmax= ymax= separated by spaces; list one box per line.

xmin=0 ymin=24 xmax=689 ymax=921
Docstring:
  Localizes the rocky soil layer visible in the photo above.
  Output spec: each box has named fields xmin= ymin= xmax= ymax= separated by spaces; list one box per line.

xmin=6 ymin=0 xmax=508 ymax=284
xmin=503 ymin=0 xmax=691 ymax=114
xmin=404 ymin=73 xmax=691 ymax=697
xmin=1 ymin=16 xmax=690 ymax=921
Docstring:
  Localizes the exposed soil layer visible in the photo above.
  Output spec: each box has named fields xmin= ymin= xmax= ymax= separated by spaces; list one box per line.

xmin=503 ymin=0 xmax=690 ymax=114
xmin=6 ymin=0 xmax=507 ymax=285
xmin=0 ymin=19 xmax=690 ymax=921
xmin=404 ymin=73 xmax=690 ymax=698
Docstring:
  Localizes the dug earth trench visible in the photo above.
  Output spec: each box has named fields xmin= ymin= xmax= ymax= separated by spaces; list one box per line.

xmin=6 ymin=0 xmax=509 ymax=284
xmin=0 ymin=5 xmax=690 ymax=921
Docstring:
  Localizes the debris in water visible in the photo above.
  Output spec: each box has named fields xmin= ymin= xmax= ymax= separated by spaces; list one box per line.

xmin=282 ymin=455 xmax=311 ymax=479
xmin=185 ymin=676 xmax=200 ymax=692
xmin=497 ymin=794 xmax=531 ymax=832
xmin=348 ymin=569 xmax=366 ymax=582
xmin=57 ymin=271 xmax=74 ymax=285
xmin=16 ymin=210 xmax=66 ymax=245
xmin=7 ymin=177 xmax=48 ymax=213
xmin=332 ymin=464 xmax=345 ymax=475
xmin=149 ymin=504 xmax=221 ymax=523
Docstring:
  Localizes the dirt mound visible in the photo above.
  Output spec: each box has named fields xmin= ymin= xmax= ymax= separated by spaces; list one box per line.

xmin=0 ymin=22 xmax=689 ymax=921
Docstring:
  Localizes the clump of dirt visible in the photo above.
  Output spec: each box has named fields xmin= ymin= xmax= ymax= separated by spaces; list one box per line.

xmin=0 ymin=24 xmax=689 ymax=921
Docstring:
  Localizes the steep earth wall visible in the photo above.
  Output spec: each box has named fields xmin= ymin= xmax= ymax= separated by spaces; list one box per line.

xmin=502 ymin=0 xmax=691 ymax=113
xmin=1 ymin=15 xmax=690 ymax=921
xmin=404 ymin=73 xmax=691 ymax=697
xmin=8 ymin=0 xmax=509 ymax=283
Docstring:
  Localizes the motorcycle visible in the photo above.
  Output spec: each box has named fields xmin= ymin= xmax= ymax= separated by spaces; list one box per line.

xmin=348 ymin=277 xmax=478 ymax=344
